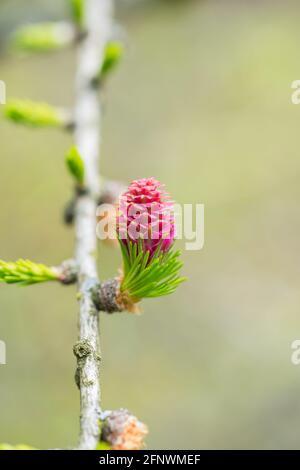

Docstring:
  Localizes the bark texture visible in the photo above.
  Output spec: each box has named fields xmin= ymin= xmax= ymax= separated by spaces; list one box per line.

xmin=74 ymin=0 xmax=113 ymax=450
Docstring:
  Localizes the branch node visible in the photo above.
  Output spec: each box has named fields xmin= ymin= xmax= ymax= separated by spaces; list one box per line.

xmin=73 ymin=339 xmax=93 ymax=359
xmin=58 ymin=259 xmax=78 ymax=285
xmin=63 ymin=197 xmax=77 ymax=225
xmin=92 ymin=278 xmax=123 ymax=313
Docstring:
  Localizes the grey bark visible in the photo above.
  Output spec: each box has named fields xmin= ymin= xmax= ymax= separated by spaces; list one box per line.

xmin=74 ymin=0 xmax=113 ymax=450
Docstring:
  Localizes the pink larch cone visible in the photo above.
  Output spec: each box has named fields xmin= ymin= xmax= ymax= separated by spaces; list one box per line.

xmin=117 ymin=178 xmax=175 ymax=258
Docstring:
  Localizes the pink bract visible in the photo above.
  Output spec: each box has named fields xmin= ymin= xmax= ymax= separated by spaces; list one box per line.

xmin=117 ymin=178 xmax=175 ymax=257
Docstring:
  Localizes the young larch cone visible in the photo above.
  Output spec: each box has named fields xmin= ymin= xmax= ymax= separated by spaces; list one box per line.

xmin=101 ymin=409 xmax=148 ymax=450
xmin=117 ymin=177 xmax=175 ymax=258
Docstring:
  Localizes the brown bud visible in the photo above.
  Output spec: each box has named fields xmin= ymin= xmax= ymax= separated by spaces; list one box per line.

xmin=56 ymin=259 xmax=78 ymax=285
xmin=92 ymin=278 xmax=141 ymax=314
xmin=92 ymin=278 xmax=123 ymax=313
xmin=63 ymin=198 xmax=76 ymax=225
xmin=101 ymin=409 xmax=148 ymax=451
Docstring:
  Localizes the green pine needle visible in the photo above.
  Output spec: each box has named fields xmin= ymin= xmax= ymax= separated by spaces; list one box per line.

xmin=66 ymin=146 xmax=85 ymax=186
xmin=3 ymin=99 xmax=64 ymax=128
xmin=12 ymin=22 xmax=74 ymax=53
xmin=0 ymin=260 xmax=59 ymax=286
xmin=100 ymin=41 xmax=124 ymax=79
xmin=119 ymin=240 xmax=186 ymax=300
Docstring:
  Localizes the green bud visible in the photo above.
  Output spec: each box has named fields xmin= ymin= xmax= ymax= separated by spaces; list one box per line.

xmin=96 ymin=442 xmax=111 ymax=450
xmin=0 ymin=259 xmax=59 ymax=286
xmin=65 ymin=146 xmax=85 ymax=186
xmin=12 ymin=22 xmax=75 ymax=54
xmin=3 ymin=99 xmax=67 ymax=128
xmin=69 ymin=0 xmax=85 ymax=28
xmin=100 ymin=41 xmax=124 ymax=80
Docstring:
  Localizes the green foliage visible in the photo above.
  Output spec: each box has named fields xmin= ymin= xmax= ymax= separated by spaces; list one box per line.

xmin=100 ymin=41 xmax=124 ymax=79
xmin=4 ymin=100 xmax=64 ymax=128
xmin=0 ymin=443 xmax=36 ymax=450
xmin=66 ymin=146 xmax=85 ymax=186
xmin=0 ymin=260 xmax=59 ymax=286
xmin=96 ymin=441 xmax=111 ymax=450
xmin=12 ymin=22 xmax=74 ymax=53
xmin=70 ymin=0 xmax=85 ymax=28
xmin=119 ymin=240 xmax=186 ymax=300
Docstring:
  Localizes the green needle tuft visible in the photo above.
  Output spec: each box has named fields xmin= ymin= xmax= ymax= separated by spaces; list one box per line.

xmin=3 ymin=99 xmax=66 ymax=128
xmin=12 ymin=22 xmax=74 ymax=53
xmin=119 ymin=240 xmax=186 ymax=301
xmin=0 ymin=260 xmax=59 ymax=286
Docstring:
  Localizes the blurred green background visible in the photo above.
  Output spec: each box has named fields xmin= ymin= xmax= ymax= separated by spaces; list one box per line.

xmin=1 ymin=0 xmax=300 ymax=449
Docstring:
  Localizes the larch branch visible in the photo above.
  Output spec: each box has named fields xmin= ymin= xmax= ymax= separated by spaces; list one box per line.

xmin=73 ymin=0 xmax=113 ymax=450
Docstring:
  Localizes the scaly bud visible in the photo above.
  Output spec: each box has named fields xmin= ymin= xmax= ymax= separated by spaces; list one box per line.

xmin=56 ymin=259 xmax=78 ymax=285
xmin=100 ymin=409 xmax=148 ymax=451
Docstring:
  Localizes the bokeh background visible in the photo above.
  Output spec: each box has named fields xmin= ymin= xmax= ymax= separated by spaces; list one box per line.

xmin=0 ymin=0 xmax=300 ymax=449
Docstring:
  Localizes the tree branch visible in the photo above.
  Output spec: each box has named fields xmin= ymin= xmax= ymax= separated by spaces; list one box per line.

xmin=73 ymin=0 xmax=113 ymax=450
